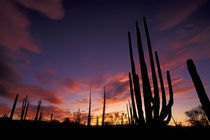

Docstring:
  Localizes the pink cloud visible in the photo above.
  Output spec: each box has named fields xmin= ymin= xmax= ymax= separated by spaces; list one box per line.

xmin=0 ymin=0 xmax=64 ymax=63
xmin=155 ymin=0 xmax=208 ymax=30
xmin=0 ymin=79 xmax=64 ymax=105
xmin=156 ymin=25 xmax=210 ymax=73
xmin=15 ymin=0 xmax=65 ymax=20
xmin=58 ymin=77 xmax=81 ymax=93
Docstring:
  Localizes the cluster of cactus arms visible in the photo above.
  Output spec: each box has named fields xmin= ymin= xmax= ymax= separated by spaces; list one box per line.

xmin=10 ymin=94 xmax=19 ymax=120
xmin=87 ymin=89 xmax=91 ymax=126
xmin=187 ymin=59 xmax=210 ymax=122
xmin=34 ymin=100 xmax=42 ymax=121
xmin=20 ymin=96 xmax=29 ymax=120
xmin=128 ymin=17 xmax=174 ymax=126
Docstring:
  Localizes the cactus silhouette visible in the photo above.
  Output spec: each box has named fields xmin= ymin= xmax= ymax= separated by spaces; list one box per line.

xmin=187 ymin=59 xmax=210 ymax=121
xmin=87 ymin=89 xmax=91 ymax=126
xmin=128 ymin=17 xmax=174 ymax=126
xmin=20 ymin=96 xmax=28 ymax=120
xmin=50 ymin=113 xmax=53 ymax=122
xmin=136 ymin=21 xmax=153 ymax=124
xmin=102 ymin=87 xmax=106 ymax=126
xmin=128 ymin=32 xmax=145 ymax=125
xmin=155 ymin=52 xmax=166 ymax=113
xmin=39 ymin=111 xmax=43 ymax=121
xmin=143 ymin=17 xmax=160 ymax=122
xmin=10 ymin=94 xmax=19 ymax=120
xmin=23 ymin=100 xmax=29 ymax=120
xmin=128 ymin=100 xmax=134 ymax=124
xmin=34 ymin=100 xmax=41 ymax=121
xmin=128 ymin=72 xmax=139 ymax=124
xmin=159 ymin=71 xmax=174 ymax=125
xmin=126 ymin=104 xmax=131 ymax=125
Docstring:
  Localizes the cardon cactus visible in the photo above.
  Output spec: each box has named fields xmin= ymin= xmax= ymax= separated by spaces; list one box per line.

xmin=128 ymin=17 xmax=174 ymax=126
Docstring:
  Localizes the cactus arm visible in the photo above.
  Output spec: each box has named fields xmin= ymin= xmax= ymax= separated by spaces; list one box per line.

xmin=128 ymin=32 xmax=145 ymax=125
xmin=155 ymin=51 xmax=167 ymax=111
xmin=136 ymin=21 xmax=153 ymax=124
xmin=143 ymin=17 xmax=160 ymax=121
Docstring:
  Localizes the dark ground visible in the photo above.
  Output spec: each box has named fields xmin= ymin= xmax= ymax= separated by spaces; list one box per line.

xmin=0 ymin=118 xmax=209 ymax=139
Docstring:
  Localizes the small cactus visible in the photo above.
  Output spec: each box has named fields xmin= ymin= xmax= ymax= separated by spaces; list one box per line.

xmin=34 ymin=100 xmax=42 ymax=121
xmin=87 ymin=89 xmax=91 ymax=126
xmin=10 ymin=94 xmax=19 ymax=120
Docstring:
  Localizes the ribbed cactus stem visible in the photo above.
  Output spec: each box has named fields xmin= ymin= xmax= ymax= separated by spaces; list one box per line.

xmin=128 ymin=32 xmax=145 ymax=125
xmin=143 ymin=17 xmax=160 ymax=121
xmin=136 ymin=21 xmax=152 ymax=124
xmin=87 ymin=89 xmax=92 ymax=126
xmin=187 ymin=59 xmax=210 ymax=121
xmin=34 ymin=100 xmax=41 ymax=121
xmin=10 ymin=94 xmax=19 ymax=120
xmin=102 ymin=87 xmax=106 ymax=126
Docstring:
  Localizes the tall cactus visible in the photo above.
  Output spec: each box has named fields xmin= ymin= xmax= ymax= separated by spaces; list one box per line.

xmin=128 ymin=17 xmax=174 ymax=126
xmin=34 ymin=100 xmax=41 ymax=121
xmin=10 ymin=94 xmax=19 ymax=120
xmin=136 ymin=21 xmax=153 ymax=124
xmin=102 ymin=87 xmax=106 ymax=126
xmin=87 ymin=89 xmax=91 ymax=126
xmin=128 ymin=32 xmax=145 ymax=125
xmin=187 ymin=59 xmax=210 ymax=121
xmin=143 ymin=17 xmax=160 ymax=122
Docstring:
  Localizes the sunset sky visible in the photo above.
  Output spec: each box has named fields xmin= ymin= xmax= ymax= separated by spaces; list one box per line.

xmin=0 ymin=0 xmax=210 ymax=125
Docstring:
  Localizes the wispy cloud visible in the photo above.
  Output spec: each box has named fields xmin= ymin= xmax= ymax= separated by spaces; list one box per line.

xmin=154 ymin=0 xmax=208 ymax=30
xmin=0 ymin=0 xmax=64 ymax=64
